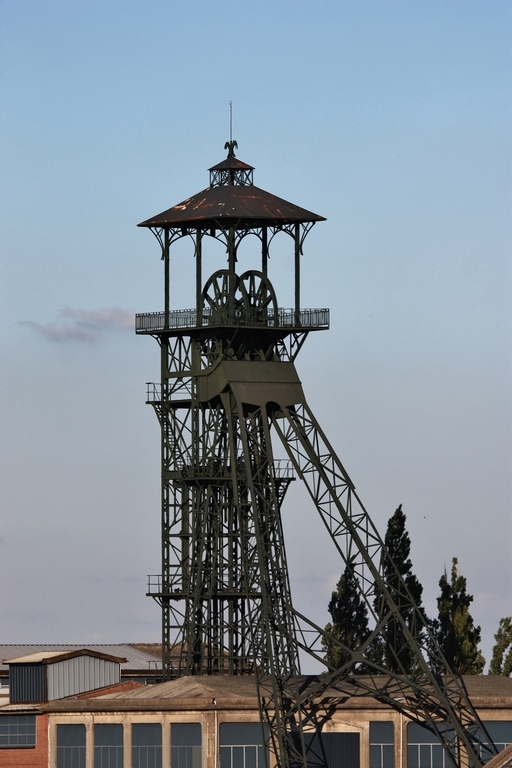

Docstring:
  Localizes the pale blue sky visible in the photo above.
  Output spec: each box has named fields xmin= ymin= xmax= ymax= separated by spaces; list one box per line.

xmin=1 ymin=0 xmax=510 ymax=669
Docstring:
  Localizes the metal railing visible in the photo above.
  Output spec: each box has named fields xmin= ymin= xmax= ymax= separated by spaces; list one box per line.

xmin=146 ymin=382 xmax=161 ymax=402
xmin=147 ymin=570 xmax=276 ymax=598
xmin=273 ymin=459 xmax=295 ymax=480
xmin=141 ymin=443 xmax=294 ymax=480
xmin=135 ymin=307 xmax=329 ymax=333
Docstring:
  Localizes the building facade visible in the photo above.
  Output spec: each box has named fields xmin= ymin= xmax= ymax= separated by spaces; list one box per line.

xmin=1 ymin=674 xmax=512 ymax=768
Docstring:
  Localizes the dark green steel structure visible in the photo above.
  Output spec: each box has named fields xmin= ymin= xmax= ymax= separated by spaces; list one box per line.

xmin=136 ymin=144 xmax=496 ymax=768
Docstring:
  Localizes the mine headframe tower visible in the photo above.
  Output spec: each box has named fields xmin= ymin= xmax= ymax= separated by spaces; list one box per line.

xmin=136 ymin=144 xmax=496 ymax=768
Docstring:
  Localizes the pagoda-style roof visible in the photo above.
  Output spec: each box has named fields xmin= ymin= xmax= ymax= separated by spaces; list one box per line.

xmin=208 ymin=156 xmax=254 ymax=172
xmin=138 ymin=184 xmax=325 ymax=229
xmin=139 ymin=145 xmax=325 ymax=229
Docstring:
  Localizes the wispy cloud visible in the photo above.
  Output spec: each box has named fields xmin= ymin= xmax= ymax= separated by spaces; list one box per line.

xmin=22 ymin=307 xmax=134 ymax=342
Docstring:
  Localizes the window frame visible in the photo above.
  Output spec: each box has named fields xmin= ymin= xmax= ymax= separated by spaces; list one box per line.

xmin=171 ymin=721 xmax=202 ymax=768
xmin=93 ymin=722 xmax=124 ymax=768
xmin=0 ymin=713 xmax=37 ymax=749
xmin=219 ymin=722 xmax=270 ymax=768
xmin=132 ymin=722 xmax=163 ymax=768
xmin=407 ymin=722 xmax=452 ymax=768
xmin=370 ymin=721 xmax=395 ymax=768
xmin=56 ymin=723 xmax=86 ymax=768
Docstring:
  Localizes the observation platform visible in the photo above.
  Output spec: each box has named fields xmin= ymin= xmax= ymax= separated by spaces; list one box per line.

xmin=146 ymin=572 xmax=263 ymax=600
xmin=135 ymin=307 xmax=329 ymax=334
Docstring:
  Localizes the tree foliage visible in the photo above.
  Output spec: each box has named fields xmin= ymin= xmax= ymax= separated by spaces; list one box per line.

xmin=323 ymin=563 xmax=370 ymax=671
xmin=372 ymin=505 xmax=426 ymax=674
xmin=489 ymin=617 xmax=512 ymax=676
xmin=433 ymin=557 xmax=485 ymax=675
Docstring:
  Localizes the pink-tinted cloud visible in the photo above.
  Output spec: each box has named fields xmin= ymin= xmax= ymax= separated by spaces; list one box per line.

xmin=22 ymin=307 xmax=134 ymax=342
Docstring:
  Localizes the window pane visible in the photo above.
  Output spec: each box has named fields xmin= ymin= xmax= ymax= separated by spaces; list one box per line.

xmin=94 ymin=724 xmax=124 ymax=768
xmin=172 ymin=723 xmax=202 ymax=747
xmin=220 ymin=746 xmax=232 ymax=768
xmin=57 ymin=724 xmax=86 ymax=768
xmin=419 ymin=744 xmax=431 ymax=768
xmin=171 ymin=746 xmax=179 ymax=768
xmin=383 ymin=744 xmax=395 ymax=768
xmin=219 ymin=724 xmax=272 ymax=768
xmin=171 ymin=724 xmax=202 ymax=768
xmin=408 ymin=724 xmax=440 ymax=744
xmin=133 ymin=723 xmax=162 ymax=768
xmin=371 ymin=722 xmax=394 ymax=744
xmin=171 ymin=743 xmax=202 ymax=768
xmin=370 ymin=744 xmax=382 ymax=768
xmin=432 ymin=744 xmax=444 ymax=768
xmin=220 ymin=723 xmax=265 ymax=746
xmin=191 ymin=745 xmax=202 ymax=768
xmin=57 ymin=746 xmax=86 ymax=768
xmin=94 ymin=724 xmax=123 ymax=746
xmin=57 ymin=724 xmax=86 ymax=747
xmin=233 ymin=745 xmax=244 ymax=768
xmin=94 ymin=746 xmax=124 ymax=768
xmin=483 ymin=722 xmax=512 ymax=745
xmin=245 ymin=745 xmax=257 ymax=768
xmin=371 ymin=721 xmax=395 ymax=768
xmin=0 ymin=714 xmax=37 ymax=748
xmin=133 ymin=723 xmax=162 ymax=747
xmin=408 ymin=745 xmax=419 ymax=768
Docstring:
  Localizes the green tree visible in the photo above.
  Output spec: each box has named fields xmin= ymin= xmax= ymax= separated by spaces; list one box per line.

xmin=373 ymin=505 xmax=426 ymax=674
xmin=323 ymin=563 xmax=370 ymax=671
xmin=489 ymin=617 xmax=512 ymax=676
xmin=434 ymin=557 xmax=485 ymax=674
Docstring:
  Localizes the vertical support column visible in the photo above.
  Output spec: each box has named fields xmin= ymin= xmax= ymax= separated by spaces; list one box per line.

xmin=123 ymin=715 xmax=131 ymax=768
xmin=181 ymin=484 xmax=190 ymax=592
xmin=162 ymin=720 xmax=171 ymax=768
xmin=228 ymin=226 xmax=236 ymax=322
xmin=160 ymin=335 xmax=172 ymax=680
xmin=262 ymin=226 xmax=268 ymax=277
xmin=85 ymin=715 xmax=94 ymax=768
xmin=164 ymin=228 xmax=170 ymax=330
xmin=294 ymin=223 xmax=300 ymax=326
xmin=196 ymin=228 xmax=202 ymax=325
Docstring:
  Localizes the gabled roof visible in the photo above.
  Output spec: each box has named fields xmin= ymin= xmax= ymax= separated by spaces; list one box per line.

xmin=0 ymin=645 xmax=160 ymax=672
xmin=4 ymin=649 xmax=127 ymax=665
xmin=3 ymin=651 xmax=66 ymax=664
xmin=138 ymin=184 xmax=325 ymax=229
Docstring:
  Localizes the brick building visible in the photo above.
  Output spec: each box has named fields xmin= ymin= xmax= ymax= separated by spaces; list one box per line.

xmin=1 ymin=663 xmax=512 ymax=768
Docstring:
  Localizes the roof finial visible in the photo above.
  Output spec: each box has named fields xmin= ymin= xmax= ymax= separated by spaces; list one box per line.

xmin=224 ymin=101 xmax=238 ymax=157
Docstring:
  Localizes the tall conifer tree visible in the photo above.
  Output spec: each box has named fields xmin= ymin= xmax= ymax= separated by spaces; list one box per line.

xmin=323 ymin=563 xmax=370 ymax=671
xmin=489 ymin=617 xmax=512 ymax=676
xmin=434 ymin=558 xmax=485 ymax=675
xmin=373 ymin=505 xmax=426 ymax=674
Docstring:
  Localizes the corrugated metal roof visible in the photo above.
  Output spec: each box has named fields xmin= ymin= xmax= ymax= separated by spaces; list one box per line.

xmin=4 ymin=651 xmax=67 ymax=664
xmin=94 ymin=674 xmax=512 ymax=702
xmin=138 ymin=184 xmax=325 ymax=229
xmin=0 ymin=645 xmax=161 ymax=672
xmin=5 ymin=649 xmax=127 ymax=666
xmin=99 ymin=675 xmax=258 ymax=700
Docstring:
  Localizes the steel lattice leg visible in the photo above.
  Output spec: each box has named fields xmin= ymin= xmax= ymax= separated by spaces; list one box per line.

xmin=269 ymin=401 xmax=494 ymax=768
